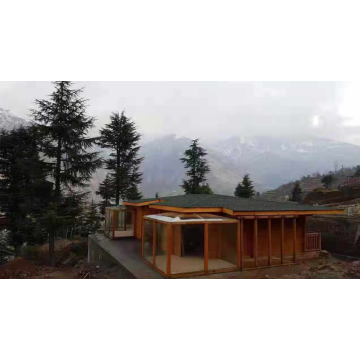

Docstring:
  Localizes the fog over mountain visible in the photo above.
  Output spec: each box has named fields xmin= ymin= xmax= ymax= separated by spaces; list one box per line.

xmin=2 ymin=81 xmax=360 ymax=198
xmin=1 ymin=81 xmax=360 ymax=144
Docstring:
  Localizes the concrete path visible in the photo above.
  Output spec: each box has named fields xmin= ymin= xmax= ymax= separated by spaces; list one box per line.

xmin=88 ymin=233 xmax=164 ymax=279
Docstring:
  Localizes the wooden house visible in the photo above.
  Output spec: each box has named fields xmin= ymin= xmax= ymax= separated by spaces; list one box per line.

xmin=104 ymin=194 xmax=343 ymax=278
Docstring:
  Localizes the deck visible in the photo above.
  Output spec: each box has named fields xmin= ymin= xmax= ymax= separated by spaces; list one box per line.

xmin=88 ymin=233 xmax=164 ymax=279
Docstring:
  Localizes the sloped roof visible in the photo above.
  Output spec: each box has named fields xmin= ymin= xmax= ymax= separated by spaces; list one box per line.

xmin=124 ymin=194 xmax=339 ymax=213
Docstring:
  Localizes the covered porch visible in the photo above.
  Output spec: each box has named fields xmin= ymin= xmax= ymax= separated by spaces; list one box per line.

xmin=104 ymin=206 xmax=136 ymax=240
xmin=142 ymin=213 xmax=322 ymax=278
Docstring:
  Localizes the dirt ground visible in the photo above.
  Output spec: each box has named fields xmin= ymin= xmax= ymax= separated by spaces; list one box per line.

xmin=0 ymin=239 xmax=128 ymax=279
xmin=1 ymin=242 xmax=360 ymax=279
xmin=197 ymin=254 xmax=360 ymax=279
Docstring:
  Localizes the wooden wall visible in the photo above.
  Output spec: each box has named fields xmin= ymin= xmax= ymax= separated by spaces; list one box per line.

xmin=208 ymin=223 xmax=237 ymax=264
xmin=242 ymin=217 xmax=305 ymax=258
xmin=131 ymin=206 xmax=164 ymax=240
xmin=131 ymin=204 xmax=307 ymax=261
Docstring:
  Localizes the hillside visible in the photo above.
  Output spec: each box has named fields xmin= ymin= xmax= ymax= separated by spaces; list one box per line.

xmin=267 ymin=167 xmax=359 ymax=201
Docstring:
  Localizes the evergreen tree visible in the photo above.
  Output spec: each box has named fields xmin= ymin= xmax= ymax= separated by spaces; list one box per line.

xmin=155 ymin=192 xmax=159 ymax=198
xmin=82 ymin=199 xmax=102 ymax=234
xmin=180 ymin=139 xmax=212 ymax=194
xmin=0 ymin=126 xmax=52 ymax=251
xmin=98 ymin=111 xmax=143 ymax=205
xmin=96 ymin=173 xmax=113 ymax=215
xmin=0 ymin=230 xmax=13 ymax=263
xmin=234 ymin=174 xmax=255 ymax=198
xmin=31 ymin=81 xmax=102 ymax=266
xmin=290 ymin=181 xmax=303 ymax=202
xmin=321 ymin=174 xmax=334 ymax=190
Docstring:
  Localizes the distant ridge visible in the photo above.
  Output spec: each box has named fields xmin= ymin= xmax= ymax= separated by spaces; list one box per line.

xmin=0 ymin=108 xmax=28 ymax=130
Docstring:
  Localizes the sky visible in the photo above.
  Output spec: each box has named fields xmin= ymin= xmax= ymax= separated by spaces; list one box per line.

xmin=1 ymin=81 xmax=360 ymax=145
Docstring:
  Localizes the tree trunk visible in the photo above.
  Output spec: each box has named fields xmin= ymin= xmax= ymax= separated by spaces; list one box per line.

xmin=116 ymin=147 xmax=120 ymax=206
xmin=49 ymin=230 xmax=55 ymax=267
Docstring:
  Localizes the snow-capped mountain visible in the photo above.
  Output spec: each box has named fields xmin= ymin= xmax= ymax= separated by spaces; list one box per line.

xmin=0 ymin=108 xmax=28 ymax=130
xmin=2 ymin=107 xmax=360 ymax=198
xmin=132 ymin=134 xmax=360 ymax=197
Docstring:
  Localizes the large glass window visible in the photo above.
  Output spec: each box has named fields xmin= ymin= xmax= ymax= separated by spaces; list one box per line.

xmin=171 ymin=224 xmax=204 ymax=275
xmin=143 ymin=220 xmax=154 ymax=264
xmin=155 ymin=222 xmax=168 ymax=274
xmin=114 ymin=210 xmax=134 ymax=238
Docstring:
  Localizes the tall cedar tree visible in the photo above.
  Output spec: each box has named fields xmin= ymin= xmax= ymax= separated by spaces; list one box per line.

xmin=180 ymin=139 xmax=213 ymax=194
xmin=96 ymin=173 xmax=113 ymax=215
xmin=290 ymin=181 xmax=303 ymax=202
xmin=0 ymin=126 xmax=52 ymax=251
xmin=31 ymin=81 xmax=102 ymax=266
xmin=98 ymin=111 xmax=143 ymax=205
xmin=234 ymin=174 xmax=255 ymax=198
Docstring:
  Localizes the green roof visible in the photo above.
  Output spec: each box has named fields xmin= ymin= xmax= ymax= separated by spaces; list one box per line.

xmin=124 ymin=194 xmax=336 ymax=212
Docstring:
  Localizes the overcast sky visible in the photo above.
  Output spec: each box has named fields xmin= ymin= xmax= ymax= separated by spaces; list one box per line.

xmin=1 ymin=81 xmax=360 ymax=144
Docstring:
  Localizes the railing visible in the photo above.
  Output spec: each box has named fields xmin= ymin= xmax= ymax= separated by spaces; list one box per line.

xmin=305 ymin=232 xmax=322 ymax=252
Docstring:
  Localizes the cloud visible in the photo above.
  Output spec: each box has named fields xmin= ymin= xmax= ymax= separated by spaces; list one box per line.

xmin=1 ymin=81 xmax=358 ymax=143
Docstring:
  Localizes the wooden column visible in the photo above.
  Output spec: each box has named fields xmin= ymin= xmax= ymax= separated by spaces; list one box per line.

xmin=152 ymin=220 xmax=156 ymax=265
xmin=254 ymin=217 xmax=258 ymax=267
xmin=241 ymin=218 xmax=244 ymax=269
xmin=141 ymin=218 xmax=145 ymax=258
xmin=293 ymin=218 xmax=297 ymax=263
xmin=303 ymin=216 xmax=307 ymax=253
xmin=133 ymin=210 xmax=137 ymax=238
xmin=268 ymin=217 xmax=272 ymax=266
xmin=237 ymin=220 xmax=241 ymax=269
xmin=124 ymin=211 xmax=127 ymax=231
xmin=167 ymin=224 xmax=172 ymax=276
xmin=204 ymin=223 xmax=209 ymax=272
xmin=281 ymin=217 xmax=285 ymax=264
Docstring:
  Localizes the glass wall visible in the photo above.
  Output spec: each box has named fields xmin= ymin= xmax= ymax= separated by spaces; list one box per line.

xmin=143 ymin=220 xmax=154 ymax=264
xmin=114 ymin=210 xmax=134 ymax=238
xmin=155 ymin=222 xmax=168 ymax=274
xmin=171 ymin=224 xmax=204 ymax=275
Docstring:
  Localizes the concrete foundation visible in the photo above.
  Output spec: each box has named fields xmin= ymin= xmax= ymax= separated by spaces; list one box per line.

xmin=88 ymin=233 xmax=163 ymax=279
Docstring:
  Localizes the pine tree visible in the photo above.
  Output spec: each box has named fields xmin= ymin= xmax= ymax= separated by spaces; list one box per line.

xmin=31 ymin=81 xmax=102 ymax=266
xmin=180 ymin=139 xmax=212 ymax=194
xmin=0 ymin=230 xmax=13 ymax=263
xmin=0 ymin=126 xmax=52 ymax=251
xmin=98 ymin=111 xmax=143 ymax=205
xmin=290 ymin=181 xmax=303 ymax=202
xmin=96 ymin=173 xmax=113 ymax=215
xmin=82 ymin=199 xmax=102 ymax=235
xmin=234 ymin=174 xmax=255 ymax=198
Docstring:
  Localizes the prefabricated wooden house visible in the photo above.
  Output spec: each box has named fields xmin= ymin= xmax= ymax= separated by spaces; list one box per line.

xmin=104 ymin=194 xmax=343 ymax=278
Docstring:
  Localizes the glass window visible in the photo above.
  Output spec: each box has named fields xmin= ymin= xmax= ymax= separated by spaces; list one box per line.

xmin=154 ymin=222 xmax=168 ymax=274
xmin=143 ymin=220 xmax=154 ymax=264
xmin=171 ymin=224 xmax=204 ymax=275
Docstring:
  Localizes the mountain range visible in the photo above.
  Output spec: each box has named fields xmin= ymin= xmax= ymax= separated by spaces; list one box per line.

xmin=2 ymin=108 xmax=360 ymax=198
xmin=0 ymin=108 xmax=28 ymax=130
